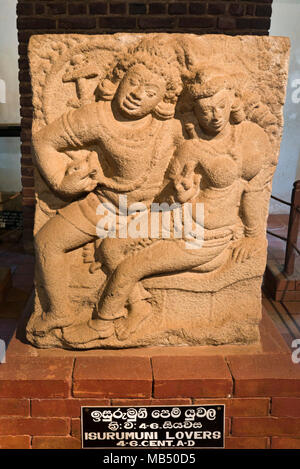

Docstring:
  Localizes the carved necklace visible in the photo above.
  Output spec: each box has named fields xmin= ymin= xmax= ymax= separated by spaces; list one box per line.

xmin=98 ymin=100 xmax=162 ymax=146
xmin=197 ymin=124 xmax=239 ymax=161
xmin=95 ymin=101 xmax=165 ymax=193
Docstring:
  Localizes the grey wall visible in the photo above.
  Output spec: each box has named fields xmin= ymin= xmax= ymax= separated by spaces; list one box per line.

xmin=270 ymin=0 xmax=300 ymax=213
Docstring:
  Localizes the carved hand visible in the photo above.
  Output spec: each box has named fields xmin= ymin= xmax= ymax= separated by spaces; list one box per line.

xmin=231 ymin=235 xmax=264 ymax=263
xmin=59 ymin=154 xmax=99 ymax=196
xmin=245 ymin=166 xmax=275 ymax=192
xmin=171 ymin=161 xmax=201 ymax=204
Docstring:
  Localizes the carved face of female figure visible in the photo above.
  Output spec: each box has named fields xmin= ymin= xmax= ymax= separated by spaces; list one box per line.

xmin=194 ymin=89 xmax=234 ymax=136
xmin=115 ymin=64 xmax=167 ymax=119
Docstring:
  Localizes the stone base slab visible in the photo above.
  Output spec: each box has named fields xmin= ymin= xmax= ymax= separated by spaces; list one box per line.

xmin=27 ymin=251 xmax=266 ymax=349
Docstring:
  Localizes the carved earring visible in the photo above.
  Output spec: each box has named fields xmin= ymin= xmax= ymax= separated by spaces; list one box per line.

xmin=183 ymin=111 xmax=198 ymax=139
xmin=231 ymin=97 xmax=245 ymax=124
xmin=153 ymin=101 xmax=176 ymax=120
xmin=96 ymin=79 xmax=118 ymax=101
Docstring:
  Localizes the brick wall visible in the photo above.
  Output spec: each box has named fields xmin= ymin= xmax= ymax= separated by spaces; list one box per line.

xmin=17 ymin=0 xmax=274 ymax=247
xmin=1 ymin=354 xmax=300 ymax=449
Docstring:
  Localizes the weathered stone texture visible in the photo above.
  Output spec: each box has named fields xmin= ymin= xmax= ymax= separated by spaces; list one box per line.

xmin=26 ymin=33 xmax=289 ymax=349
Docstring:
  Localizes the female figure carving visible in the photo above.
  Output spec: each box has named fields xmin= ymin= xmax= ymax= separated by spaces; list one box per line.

xmin=96 ymin=66 xmax=275 ymax=340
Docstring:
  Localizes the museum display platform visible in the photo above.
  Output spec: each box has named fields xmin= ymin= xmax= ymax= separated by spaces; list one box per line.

xmin=1 ymin=296 xmax=300 ymax=450
xmin=0 ymin=207 xmax=299 ymax=451
xmin=0 ymin=29 xmax=299 ymax=451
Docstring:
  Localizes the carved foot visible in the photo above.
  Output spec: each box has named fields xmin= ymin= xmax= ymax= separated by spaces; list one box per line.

xmin=115 ymin=301 xmax=152 ymax=341
xmin=62 ymin=319 xmax=115 ymax=345
xmin=32 ymin=313 xmax=74 ymax=337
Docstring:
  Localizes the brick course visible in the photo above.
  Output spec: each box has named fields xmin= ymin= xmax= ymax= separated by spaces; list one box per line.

xmin=225 ymin=436 xmax=269 ymax=449
xmin=193 ymin=397 xmax=270 ymax=416
xmin=0 ymin=417 xmax=70 ymax=436
xmin=0 ymin=357 xmax=74 ymax=398
xmin=0 ymin=435 xmax=31 ymax=449
xmin=271 ymin=437 xmax=300 ymax=449
xmin=32 ymin=435 xmax=81 ymax=449
xmin=73 ymin=356 xmax=153 ymax=398
xmin=31 ymin=398 xmax=110 ymax=417
xmin=0 ymin=399 xmax=30 ymax=417
xmin=227 ymin=354 xmax=300 ymax=397
xmin=271 ymin=397 xmax=300 ymax=417
xmin=16 ymin=0 xmax=273 ymax=244
xmin=152 ymin=356 xmax=233 ymax=398
xmin=232 ymin=417 xmax=300 ymax=437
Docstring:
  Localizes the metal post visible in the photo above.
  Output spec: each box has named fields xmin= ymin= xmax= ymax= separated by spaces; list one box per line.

xmin=284 ymin=180 xmax=300 ymax=276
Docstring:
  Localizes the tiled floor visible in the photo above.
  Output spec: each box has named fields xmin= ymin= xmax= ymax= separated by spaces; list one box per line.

xmin=0 ymin=214 xmax=299 ymax=356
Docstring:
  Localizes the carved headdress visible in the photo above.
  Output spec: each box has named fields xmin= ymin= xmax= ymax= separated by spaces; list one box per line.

xmin=188 ymin=65 xmax=276 ymax=135
xmin=97 ymin=36 xmax=183 ymax=119
xmin=186 ymin=66 xmax=239 ymax=99
xmin=181 ymin=65 xmax=246 ymax=125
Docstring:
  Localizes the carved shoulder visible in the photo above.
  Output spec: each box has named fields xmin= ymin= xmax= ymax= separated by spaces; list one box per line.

xmin=34 ymin=102 xmax=102 ymax=152
xmin=168 ymin=117 xmax=185 ymax=146
xmin=173 ymin=139 xmax=200 ymax=162
xmin=238 ymin=121 xmax=272 ymax=181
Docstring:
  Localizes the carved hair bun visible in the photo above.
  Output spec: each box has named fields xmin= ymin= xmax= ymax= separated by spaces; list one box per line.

xmin=96 ymin=78 xmax=118 ymax=101
xmin=154 ymin=101 xmax=176 ymax=120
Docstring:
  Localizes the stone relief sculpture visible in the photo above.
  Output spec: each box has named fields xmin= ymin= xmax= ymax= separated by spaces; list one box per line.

xmin=26 ymin=34 xmax=290 ymax=349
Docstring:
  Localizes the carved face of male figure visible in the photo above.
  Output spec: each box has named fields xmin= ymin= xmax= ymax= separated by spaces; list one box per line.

xmin=194 ymin=89 xmax=234 ymax=136
xmin=115 ymin=64 xmax=167 ymax=119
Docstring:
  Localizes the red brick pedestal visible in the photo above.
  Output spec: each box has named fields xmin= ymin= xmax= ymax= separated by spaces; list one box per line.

xmin=264 ymin=259 xmax=300 ymax=302
xmin=0 ymin=310 xmax=300 ymax=450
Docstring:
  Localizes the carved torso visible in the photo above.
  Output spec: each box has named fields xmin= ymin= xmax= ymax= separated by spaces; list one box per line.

xmin=173 ymin=120 xmax=270 ymax=231
xmin=62 ymin=100 xmax=180 ymax=206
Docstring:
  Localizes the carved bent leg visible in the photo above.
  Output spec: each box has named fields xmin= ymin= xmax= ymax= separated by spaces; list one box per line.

xmin=33 ymin=214 xmax=96 ymax=335
xmin=96 ymin=236 xmax=152 ymax=341
xmin=99 ymin=239 xmax=228 ymax=339
xmin=63 ymin=237 xmax=152 ymax=345
xmin=115 ymin=283 xmax=152 ymax=341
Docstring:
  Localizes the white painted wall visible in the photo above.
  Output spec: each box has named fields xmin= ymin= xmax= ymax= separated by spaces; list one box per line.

xmin=0 ymin=0 xmax=21 ymax=193
xmin=270 ymin=0 xmax=300 ymax=213
xmin=0 ymin=0 xmax=19 ymax=123
xmin=0 ymin=138 xmax=22 ymax=192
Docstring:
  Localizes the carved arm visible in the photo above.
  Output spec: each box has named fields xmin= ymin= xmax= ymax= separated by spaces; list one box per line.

xmin=32 ymin=106 xmax=100 ymax=198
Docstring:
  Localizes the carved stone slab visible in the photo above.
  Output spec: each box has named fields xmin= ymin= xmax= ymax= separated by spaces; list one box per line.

xmin=26 ymin=33 xmax=290 ymax=349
